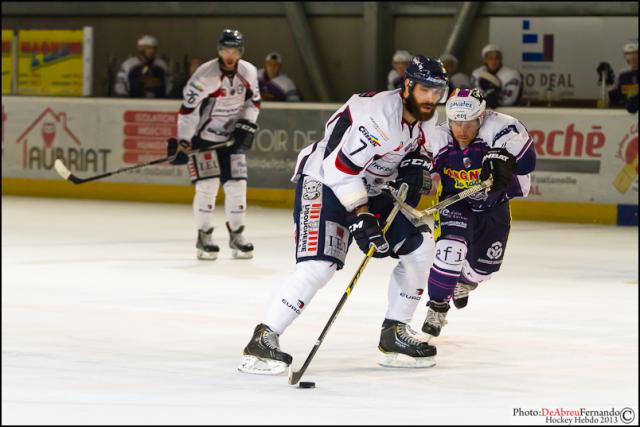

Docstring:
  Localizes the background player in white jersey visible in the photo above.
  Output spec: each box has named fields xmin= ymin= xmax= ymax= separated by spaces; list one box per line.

xmin=471 ymin=44 xmax=523 ymax=108
xmin=238 ymin=55 xmax=450 ymax=375
xmin=420 ymin=88 xmax=536 ymax=338
xmin=167 ymin=29 xmax=261 ymax=260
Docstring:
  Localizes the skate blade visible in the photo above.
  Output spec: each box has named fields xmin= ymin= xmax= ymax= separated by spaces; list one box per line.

xmin=197 ymin=249 xmax=218 ymax=260
xmin=237 ymin=355 xmax=287 ymax=375
xmin=378 ymin=351 xmax=436 ymax=368
xmin=232 ymin=249 xmax=253 ymax=259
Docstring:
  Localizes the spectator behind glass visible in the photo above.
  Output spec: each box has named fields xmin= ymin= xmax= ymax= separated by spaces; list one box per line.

xmin=387 ymin=50 xmax=412 ymax=90
xmin=258 ymin=52 xmax=301 ymax=101
xmin=114 ymin=35 xmax=173 ymax=98
xmin=440 ymin=53 xmax=471 ymax=93
xmin=471 ymin=44 xmax=522 ymax=108
xmin=608 ymin=40 xmax=638 ymax=113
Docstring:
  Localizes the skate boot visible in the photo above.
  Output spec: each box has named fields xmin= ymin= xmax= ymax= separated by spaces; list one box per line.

xmin=238 ymin=323 xmax=293 ymax=375
xmin=196 ymin=228 xmax=219 ymax=260
xmin=452 ymin=281 xmax=478 ymax=309
xmin=226 ymin=222 xmax=254 ymax=259
xmin=421 ymin=300 xmax=450 ymax=338
xmin=378 ymin=319 xmax=436 ymax=368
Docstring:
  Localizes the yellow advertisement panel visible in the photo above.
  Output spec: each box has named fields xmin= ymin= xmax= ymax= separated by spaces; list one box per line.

xmin=2 ymin=30 xmax=13 ymax=94
xmin=17 ymin=29 xmax=84 ymax=96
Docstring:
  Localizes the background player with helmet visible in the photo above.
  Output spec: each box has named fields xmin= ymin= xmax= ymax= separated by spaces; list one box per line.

xmin=167 ymin=29 xmax=261 ymax=260
xmin=471 ymin=44 xmax=523 ymax=108
xmin=238 ymin=55 xmax=450 ymax=375
xmin=421 ymin=88 xmax=537 ymax=339
xmin=114 ymin=34 xmax=173 ymax=98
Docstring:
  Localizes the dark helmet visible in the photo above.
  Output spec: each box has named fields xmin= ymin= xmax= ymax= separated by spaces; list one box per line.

xmin=218 ymin=29 xmax=244 ymax=54
xmin=404 ymin=54 xmax=449 ymax=90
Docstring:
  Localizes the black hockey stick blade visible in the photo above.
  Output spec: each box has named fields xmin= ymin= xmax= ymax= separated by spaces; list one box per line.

xmin=288 ymin=366 xmax=303 ymax=385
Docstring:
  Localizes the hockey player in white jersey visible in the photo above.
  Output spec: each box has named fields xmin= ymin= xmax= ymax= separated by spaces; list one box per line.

xmin=167 ymin=29 xmax=260 ymax=260
xmin=238 ymin=55 xmax=450 ymax=374
xmin=420 ymin=88 xmax=536 ymax=338
xmin=471 ymin=44 xmax=523 ymax=108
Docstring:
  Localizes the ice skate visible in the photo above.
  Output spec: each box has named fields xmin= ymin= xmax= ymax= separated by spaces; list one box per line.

xmin=421 ymin=300 xmax=450 ymax=338
xmin=238 ymin=323 xmax=292 ymax=375
xmin=196 ymin=228 xmax=219 ymax=260
xmin=452 ymin=281 xmax=478 ymax=309
xmin=226 ymin=222 xmax=254 ymax=259
xmin=378 ymin=319 xmax=436 ymax=368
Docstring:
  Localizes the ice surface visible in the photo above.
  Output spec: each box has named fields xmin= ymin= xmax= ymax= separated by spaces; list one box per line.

xmin=2 ymin=196 xmax=638 ymax=425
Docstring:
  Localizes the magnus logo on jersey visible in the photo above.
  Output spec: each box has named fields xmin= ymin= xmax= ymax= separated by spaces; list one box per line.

xmin=443 ymin=167 xmax=482 ymax=189
xmin=15 ymin=107 xmax=111 ymax=172
xmin=359 ymin=126 xmax=381 ymax=147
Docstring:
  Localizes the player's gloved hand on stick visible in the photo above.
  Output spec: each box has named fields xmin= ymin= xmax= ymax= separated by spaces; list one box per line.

xmin=480 ymin=147 xmax=516 ymax=192
xmin=348 ymin=211 xmax=389 ymax=258
xmin=393 ymin=154 xmax=432 ymax=206
xmin=233 ymin=119 xmax=259 ymax=151
xmin=167 ymin=138 xmax=191 ymax=165
xmin=596 ymin=62 xmax=615 ymax=85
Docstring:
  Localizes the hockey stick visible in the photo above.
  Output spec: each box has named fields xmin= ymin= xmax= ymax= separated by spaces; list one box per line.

xmin=54 ymin=139 xmax=234 ymax=184
xmin=382 ymin=176 xmax=494 ymax=227
xmin=288 ymin=183 xmax=409 ymax=386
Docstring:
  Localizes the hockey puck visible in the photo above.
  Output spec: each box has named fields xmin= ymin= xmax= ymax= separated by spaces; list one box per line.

xmin=298 ymin=381 xmax=316 ymax=389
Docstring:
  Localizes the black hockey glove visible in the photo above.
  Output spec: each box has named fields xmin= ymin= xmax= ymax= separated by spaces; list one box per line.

xmin=167 ymin=138 xmax=190 ymax=165
xmin=348 ymin=212 xmax=389 ymax=258
xmin=480 ymin=147 xmax=517 ymax=192
xmin=596 ymin=62 xmax=615 ymax=85
xmin=233 ymin=119 xmax=258 ymax=151
xmin=625 ymin=94 xmax=639 ymax=114
xmin=394 ymin=153 xmax=432 ymax=207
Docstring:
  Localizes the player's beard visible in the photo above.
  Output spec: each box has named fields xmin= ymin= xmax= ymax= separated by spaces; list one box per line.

xmin=404 ymin=91 xmax=437 ymax=122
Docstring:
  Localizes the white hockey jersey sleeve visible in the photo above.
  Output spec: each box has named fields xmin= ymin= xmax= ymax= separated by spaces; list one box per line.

xmin=238 ymin=62 xmax=261 ymax=123
xmin=177 ymin=63 xmax=216 ymax=141
xmin=322 ymin=107 xmax=400 ymax=211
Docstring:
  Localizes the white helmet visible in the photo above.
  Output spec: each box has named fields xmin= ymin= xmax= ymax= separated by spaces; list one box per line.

xmin=137 ymin=35 xmax=158 ymax=48
xmin=392 ymin=49 xmax=412 ymax=64
xmin=623 ymin=40 xmax=638 ymax=54
xmin=481 ymin=44 xmax=501 ymax=59
xmin=446 ymin=88 xmax=487 ymax=124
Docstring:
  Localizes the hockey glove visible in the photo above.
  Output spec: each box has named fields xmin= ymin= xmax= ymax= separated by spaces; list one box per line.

xmin=480 ymin=147 xmax=517 ymax=192
xmin=394 ymin=153 xmax=432 ymax=206
xmin=167 ymin=138 xmax=191 ymax=165
xmin=596 ymin=62 xmax=615 ymax=85
xmin=348 ymin=212 xmax=389 ymax=258
xmin=233 ymin=119 xmax=259 ymax=151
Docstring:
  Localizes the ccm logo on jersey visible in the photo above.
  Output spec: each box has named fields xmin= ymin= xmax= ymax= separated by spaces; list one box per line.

xmin=358 ymin=126 xmax=381 ymax=147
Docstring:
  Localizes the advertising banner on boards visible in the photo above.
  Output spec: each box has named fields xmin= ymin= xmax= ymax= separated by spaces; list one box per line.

xmin=1 ymin=97 xmax=637 ymax=207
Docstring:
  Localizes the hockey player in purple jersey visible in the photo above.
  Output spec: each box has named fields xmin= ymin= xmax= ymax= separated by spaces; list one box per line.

xmin=421 ymin=88 xmax=536 ymax=338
